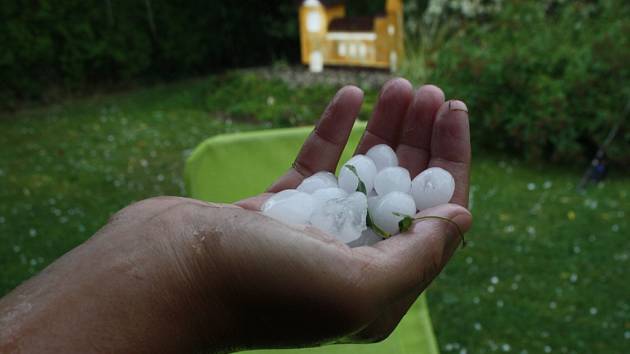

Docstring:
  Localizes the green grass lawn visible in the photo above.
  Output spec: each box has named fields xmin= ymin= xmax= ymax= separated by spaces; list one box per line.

xmin=1 ymin=70 xmax=628 ymax=353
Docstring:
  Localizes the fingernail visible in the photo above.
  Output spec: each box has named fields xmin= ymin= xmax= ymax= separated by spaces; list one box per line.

xmin=380 ymin=78 xmax=412 ymax=98
xmin=448 ymin=100 xmax=468 ymax=113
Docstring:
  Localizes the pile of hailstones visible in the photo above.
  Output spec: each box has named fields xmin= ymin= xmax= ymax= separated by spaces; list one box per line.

xmin=261 ymin=144 xmax=455 ymax=246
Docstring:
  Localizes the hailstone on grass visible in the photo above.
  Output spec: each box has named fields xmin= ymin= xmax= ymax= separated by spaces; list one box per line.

xmin=366 ymin=144 xmax=398 ymax=171
xmin=370 ymin=191 xmax=416 ymax=235
xmin=374 ymin=166 xmax=411 ymax=196
xmin=309 ymin=192 xmax=367 ymax=243
xmin=411 ymin=167 xmax=455 ymax=211
xmin=297 ymin=171 xmax=338 ymax=193
xmin=338 ymin=154 xmax=377 ymax=193
xmin=261 ymin=189 xmax=315 ymax=225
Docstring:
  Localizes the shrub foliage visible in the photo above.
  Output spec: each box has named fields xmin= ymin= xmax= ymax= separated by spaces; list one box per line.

xmin=428 ymin=0 xmax=629 ymax=162
xmin=0 ymin=0 xmax=299 ymax=107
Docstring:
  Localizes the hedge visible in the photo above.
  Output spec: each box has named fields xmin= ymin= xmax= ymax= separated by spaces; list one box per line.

xmin=429 ymin=0 xmax=629 ymax=163
xmin=0 ymin=0 xmax=299 ymax=108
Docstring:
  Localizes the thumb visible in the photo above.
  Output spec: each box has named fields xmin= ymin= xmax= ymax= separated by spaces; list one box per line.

xmin=234 ymin=193 xmax=273 ymax=211
xmin=367 ymin=203 xmax=473 ymax=302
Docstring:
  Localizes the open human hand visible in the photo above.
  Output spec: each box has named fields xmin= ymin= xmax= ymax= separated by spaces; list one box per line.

xmin=231 ymin=78 xmax=472 ymax=346
xmin=0 ymin=79 xmax=471 ymax=354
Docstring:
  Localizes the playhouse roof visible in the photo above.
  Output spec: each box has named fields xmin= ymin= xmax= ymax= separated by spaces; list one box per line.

xmin=318 ymin=0 xmax=345 ymax=6
xmin=328 ymin=16 xmax=379 ymax=32
xmin=299 ymin=0 xmax=345 ymax=7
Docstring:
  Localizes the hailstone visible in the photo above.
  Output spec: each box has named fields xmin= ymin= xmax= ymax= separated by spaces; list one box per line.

xmin=371 ymin=191 xmax=416 ymax=235
xmin=261 ymin=190 xmax=315 ymax=225
xmin=309 ymin=192 xmax=367 ymax=243
xmin=338 ymin=154 xmax=377 ymax=193
xmin=297 ymin=171 xmax=338 ymax=194
xmin=311 ymin=187 xmax=348 ymax=210
xmin=366 ymin=144 xmax=398 ymax=171
xmin=411 ymin=167 xmax=455 ymax=211
xmin=374 ymin=166 xmax=411 ymax=196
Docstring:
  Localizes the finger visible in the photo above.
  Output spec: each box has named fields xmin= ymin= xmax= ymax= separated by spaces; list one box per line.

xmin=428 ymin=100 xmax=471 ymax=207
xmin=234 ymin=193 xmax=273 ymax=211
xmin=354 ymin=78 xmax=413 ymax=155
xmin=268 ymin=86 xmax=364 ymax=192
xmin=396 ymin=85 xmax=445 ymax=177
xmin=363 ymin=204 xmax=472 ymax=305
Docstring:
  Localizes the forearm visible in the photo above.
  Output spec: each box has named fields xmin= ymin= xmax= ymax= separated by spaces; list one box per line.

xmin=0 ymin=199 xmax=236 ymax=353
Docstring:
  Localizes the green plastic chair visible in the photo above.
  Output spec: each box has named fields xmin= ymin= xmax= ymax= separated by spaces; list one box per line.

xmin=184 ymin=122 xmax=439 ymax=354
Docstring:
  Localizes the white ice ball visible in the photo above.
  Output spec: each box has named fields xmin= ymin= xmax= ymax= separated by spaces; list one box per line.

xmin=338 ymin=154 xmax=377 ymax=194
xmin=411 ymin=167 xmax=455 ymax=211
xmin=367 ymin=195 xmax=380 ymax=215
xmin=310 ymin=192 xmax=367 ymax=243
xmin=262 ymin=190 xmax=315 ymax=225
xmin=374 ymin=166 xmax=411 ymax=196
xmin=297 ymin=171 xmax=338 ymax=194
xmin=371 ymin=191 xmax=416 ymax=235
xmin=366 ymin=144 xmax=398 ymax=171
xmin=312 ymin=187 xmax=348 ymax=210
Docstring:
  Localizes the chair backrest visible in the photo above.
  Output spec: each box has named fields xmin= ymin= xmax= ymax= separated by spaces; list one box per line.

xmin=184 ymin=122 xmax=440 ymax=354
xmin=186 ymin=123 xmax=366 ymax=203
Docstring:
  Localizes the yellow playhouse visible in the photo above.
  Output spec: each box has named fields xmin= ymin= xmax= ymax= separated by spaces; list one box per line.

xmin=299 ymin=0 xmax=404 ymax=72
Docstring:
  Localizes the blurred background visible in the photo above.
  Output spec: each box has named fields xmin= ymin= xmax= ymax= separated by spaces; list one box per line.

xmin=0 ymin=1 xmax=628 ymax=353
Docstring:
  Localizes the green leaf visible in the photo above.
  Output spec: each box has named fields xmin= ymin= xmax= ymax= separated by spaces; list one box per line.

xmin=399 ymin=216 xmax=414 ymax=233
xmin=344 ymin=164 xmax=367 ymax=194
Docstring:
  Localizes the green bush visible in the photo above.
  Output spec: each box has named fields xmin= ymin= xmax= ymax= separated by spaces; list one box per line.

xmin=0 ymin=1 xmax=299 ymax=109
xmin=427 ymin=0 xmax=630 ymax=163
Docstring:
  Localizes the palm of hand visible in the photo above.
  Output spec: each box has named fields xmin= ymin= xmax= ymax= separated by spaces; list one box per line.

xmin=229 ymin=78 xmax=472 ymax=348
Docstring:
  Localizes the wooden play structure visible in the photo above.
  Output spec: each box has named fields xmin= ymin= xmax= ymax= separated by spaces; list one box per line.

xmin=299 ymin=0 xmax=404 ymax=72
